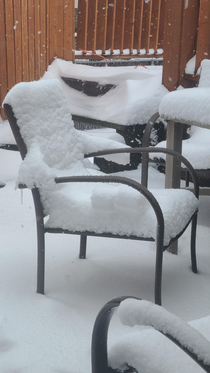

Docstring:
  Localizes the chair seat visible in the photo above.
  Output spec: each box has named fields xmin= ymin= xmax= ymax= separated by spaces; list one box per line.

xmin=44 ymin=183 xmax=198 ymax=247
xmin=151 ymin=126 xmax=210 ymax=170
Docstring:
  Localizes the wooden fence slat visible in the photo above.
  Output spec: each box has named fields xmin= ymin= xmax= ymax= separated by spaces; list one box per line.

xmin=28 ymin=0 xmax=35 ymax=81
xmin=96 ymin=0 xmax=108 ymax=53
xmin=180 ymin=0 xmax=199 ymax=83
xmin=158 ymin=0 xmax=166 ymax=50
xmin=49 ymin=0 xmax=64 ymax=62
xmin=0 ymin=0 xmax=7 ymax=118
xmin=124 ymin=0 xmax=136 ymax=52
xmin=141 ymin=0 xmax=153 ymax=52
xmin=150 ymin=0 xmax=161 ymax=52
xmin=64 ymin=0 xmax=75 ymax=61
xmin=162 ymin=0 xmax=184 ymax=91
xmin=21 ymin=0 xmax=29 ymax=82
xmin=5 ymin=0 xmax=16 ymax=89
xmin=40 ymin=0 xmax=47 ymax=76
xmin=34 ymin=0 xmax=41 ymax=79
xmin=46 ymin=0 xmax=50 ymax=64
xmin=13 ymin=0 xmax=22 ymax=83
xmin=114 ymin=0 xmax=126 ymax=52
xmin=106 ymin=0 xmax=116 ymax=52
xmin=196 ymin=0 xmax=210 ymax=71
xmin=77 ymin=0 xmax=89 ymax=51
xmin=133 ymin=0 xmax=144 ymax=52
xmin=86 ymin=0 xmax=98 ymax=51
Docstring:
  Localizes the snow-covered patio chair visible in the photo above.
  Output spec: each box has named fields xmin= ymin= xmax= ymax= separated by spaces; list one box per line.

xmin=3 ymin=79 xmax=199 ymax=305
xmin=145 ymin=59 xmax=210 ymax=193
xmin=92 ymin=297 xmax=210 ymax=373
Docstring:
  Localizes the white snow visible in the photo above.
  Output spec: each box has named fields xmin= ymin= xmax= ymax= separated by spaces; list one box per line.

xmin=0 ymin=63 xmax=210 ymax=373
xmin=42 ymin=58 xmax=168 ymax=125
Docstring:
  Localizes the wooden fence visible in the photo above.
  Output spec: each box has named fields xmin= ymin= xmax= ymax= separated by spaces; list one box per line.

xmin=76 ymin=0 xmax=165 ymax=58
xmin=0 ymin=0 xmax=75 ymax=118
xmin=1 ymin=0 xmax=210 ymax=119
xmin=163 ymin=0 xmax=210 ymax=91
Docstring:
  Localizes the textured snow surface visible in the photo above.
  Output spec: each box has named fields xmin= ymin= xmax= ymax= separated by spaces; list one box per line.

xmin=42 ymin=58 xmax=168 ymax=125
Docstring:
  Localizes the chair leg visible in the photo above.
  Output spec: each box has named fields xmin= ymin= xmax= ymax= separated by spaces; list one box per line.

xmin=154 ymin=229 xmax=164 ymax=306
xmin=79 ymin=235 xmax=87 ymax=259
xmin=37 ymin=219 xmax=45 ymax=294
xmin=191 ymin=213 xmax=198 ymax=273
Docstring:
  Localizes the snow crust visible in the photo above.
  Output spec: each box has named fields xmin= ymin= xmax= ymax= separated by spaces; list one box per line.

xmin=42 ymin=58 xmax=168 ymax=125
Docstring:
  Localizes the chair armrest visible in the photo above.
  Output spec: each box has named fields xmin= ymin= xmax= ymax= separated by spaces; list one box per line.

xmin=84 ymin=147 xmax=199 ymax=198
xmin=91 ymin=297 xmax=210 ymax=373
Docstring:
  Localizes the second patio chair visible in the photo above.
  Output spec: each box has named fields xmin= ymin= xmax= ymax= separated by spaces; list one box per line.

xmin=4 ymin=79 xmax=199 ymax=305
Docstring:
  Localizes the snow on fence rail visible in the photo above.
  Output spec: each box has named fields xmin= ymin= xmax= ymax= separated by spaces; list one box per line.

xmin=76 ymin=0 xmax=165 ymax=58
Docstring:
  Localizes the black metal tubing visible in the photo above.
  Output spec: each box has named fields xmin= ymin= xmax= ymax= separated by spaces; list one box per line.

xmin=3 ymin=104 xmax=27 ymax=160
xmin=141 ymin=112 xmax=160 ymax=187
xmin=0 ymin=143 xmax=18 ymax=151
xmin=91 ymin=296 xmax=210 ymax=373
xmin=72 ymin=114 xmax=125 ymax=132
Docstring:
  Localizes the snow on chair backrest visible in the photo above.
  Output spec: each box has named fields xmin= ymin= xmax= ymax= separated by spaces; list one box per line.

xmin=3 ymin=79 xmax=87 ymax=188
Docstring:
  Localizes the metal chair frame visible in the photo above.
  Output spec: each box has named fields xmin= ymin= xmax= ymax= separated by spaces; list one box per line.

xmin=4 ymin=103 xmax=199 ymax=306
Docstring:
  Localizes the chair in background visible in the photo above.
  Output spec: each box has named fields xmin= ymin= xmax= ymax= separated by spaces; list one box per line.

xmin=144 ymin=59 xmax=210 ymax=194
xmin=4 ymin=79 xmax=199 ymax=305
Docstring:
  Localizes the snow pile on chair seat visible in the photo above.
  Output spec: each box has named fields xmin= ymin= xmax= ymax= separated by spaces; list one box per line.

xmin=108 ymin=299 xmax=210 ymax=373
xmin=152 ymin=126 xmax=210 ymax=169
xmin=45 ymin=183 xmax=198 ymax=246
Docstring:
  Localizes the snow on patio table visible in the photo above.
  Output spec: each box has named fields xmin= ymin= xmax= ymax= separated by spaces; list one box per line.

xmin=42 ymin=58 xmax=168 ymax=125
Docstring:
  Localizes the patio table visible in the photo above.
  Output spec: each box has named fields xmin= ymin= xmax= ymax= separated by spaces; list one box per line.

xmin=159 ymin=82 xmax=210 ymax=253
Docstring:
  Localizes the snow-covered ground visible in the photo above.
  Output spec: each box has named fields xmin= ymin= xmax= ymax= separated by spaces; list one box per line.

xmin=0 ymin=63 xmax=210 ymax=372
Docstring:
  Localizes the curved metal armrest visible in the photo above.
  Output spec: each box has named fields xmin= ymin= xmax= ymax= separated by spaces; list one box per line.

xmin=91 ymin=297 xmax=210 ymax=373
xmin=84 ymin=147 xmax=199 ymax=198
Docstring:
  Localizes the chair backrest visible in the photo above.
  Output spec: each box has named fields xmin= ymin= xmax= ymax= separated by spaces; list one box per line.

xmin=3 ymin=79 xmax=91 ymax=188
xmin=3 ymin=79 xmax=84 ymax=171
